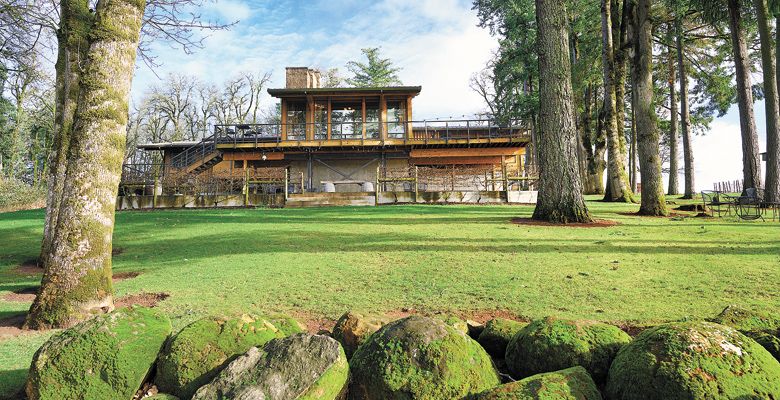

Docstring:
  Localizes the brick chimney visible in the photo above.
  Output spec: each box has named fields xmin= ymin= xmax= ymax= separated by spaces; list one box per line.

xmin=286 ymin=67 xmax=322 ymax=89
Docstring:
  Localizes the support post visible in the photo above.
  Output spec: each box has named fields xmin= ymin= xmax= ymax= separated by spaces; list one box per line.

xmin=414 ymin=166 xmax=419 ymax=203
xmin=375 ymin=166 xmax=380 ymax=206
xmin=244 ymin=167 xmax=250 ymax=207
xmin=491 ymin=168 xmax=496 ymax=192
xmin=502 ymin=160 xmax=509 ymax=203
xmin=284 ymin=168 xmax=289 ymax=202
xmin=301 ymin=172 xmax=305 ymax=194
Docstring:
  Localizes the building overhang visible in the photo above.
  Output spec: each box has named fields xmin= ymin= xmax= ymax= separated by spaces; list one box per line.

xmin=267 ymin=86 xmax=422 ymax=99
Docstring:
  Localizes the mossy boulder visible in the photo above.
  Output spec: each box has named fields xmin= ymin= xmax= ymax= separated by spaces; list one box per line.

xmin=155 ymin=315 xmax=302 ymax=399
xmin=747 ymin=330 xmax=780 ymax=361
xmin=349 ymin=315 xmax=500 ymax=399
xmin=478 ymin=318 xmax=527 ymax=359
xmin=26 ymin=306 xmax=171 ymax=400
xmin=469 ymin=366 xmax=602 ymax=400
xmin=505 ymin=317 xmax=631 ymax=382
xmin=711 ymin=305 xmax=780 ymax=332
xmin=146 ymin=394 xmax=180 ymax=400
xmin=192 ymin=333 xmax=348 ymax=400
xmin=332 ymin=311 xmax=388 ymax=359
xmin=605 ymin=321 xmax=780 ymax=400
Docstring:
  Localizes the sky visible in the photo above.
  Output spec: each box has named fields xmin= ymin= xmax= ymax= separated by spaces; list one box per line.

xmin=131 ymin=0 xmax=770 ymax=192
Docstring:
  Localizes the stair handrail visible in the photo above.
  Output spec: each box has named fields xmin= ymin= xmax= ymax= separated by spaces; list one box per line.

xmin=170 ymin=134 xmax=217 ymax=169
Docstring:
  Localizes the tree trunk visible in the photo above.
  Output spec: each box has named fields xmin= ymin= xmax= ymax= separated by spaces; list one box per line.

xmin=25 ymin=0 xmax=146 ymax=330
xmin=630 ymin=104 xmax=638 ymax=192
xmin=634 ymin=0 xmax=668 ymax=216
xmin=667 ymin=29 xmax=680 ymax=196
xmin=755 ymin=0 xmax=780 ymax=202
xmin=728 ymin=0 xmax=763 ymax=192
xmin=532 ymin=0 xmax=592 ymax=224
xmin=40 ymin=0 xmax=93 ymax=269
xmin=676 ymin=17 xmax=696 ymax=199
xmin=601 ymin=0 xmax=635 ymax=202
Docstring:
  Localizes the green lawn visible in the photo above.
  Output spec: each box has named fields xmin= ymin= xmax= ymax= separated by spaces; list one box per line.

xmin=1 ymin=198 xmax=779 ymax=397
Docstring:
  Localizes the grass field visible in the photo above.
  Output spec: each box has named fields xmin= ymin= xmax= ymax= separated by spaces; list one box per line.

xmin=1 ymin=198 xmax=779 ymax=397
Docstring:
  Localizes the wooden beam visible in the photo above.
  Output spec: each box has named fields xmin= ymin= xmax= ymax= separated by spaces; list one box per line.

xmin=362 ymin=97 xmax=367 ymax=139
xmin=379 ymin=95 xmax=387 ymax=141
xmin=410 ymin=148 xmax=524 ymax=158
xmin=223 ymin=152 xmax=285 ymax=161
xmin=406 ymin=96 xmax=413 ymax=139
xmin=327 ymin=98 xmax=332 ymax=140
xmin=409 ymin=156 xmax=504 ymax=165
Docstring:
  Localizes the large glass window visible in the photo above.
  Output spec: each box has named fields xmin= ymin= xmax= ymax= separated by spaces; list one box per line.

xmin=365 ymin=99 xmax=380 ymax=139
xmin=286 ymin=101 xmax=306 ymax=140
xmin=386 ymin=100 xmax=407 ymax=139
xmin=314 ymin=101 xmax=328 ymax=140
xmin=330 ymin=101 xmax=362 ymax=139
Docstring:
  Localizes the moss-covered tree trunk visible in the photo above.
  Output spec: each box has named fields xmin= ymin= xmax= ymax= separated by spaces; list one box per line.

xmin=40 ymin=0 xmax=93 ymax=270
xmin=582 ymin=86 xmax=607 ymax=195
xmin=601 ymin=0 xmax=635 ymax=203
xmin=666 ymin=29 xmax=679 ymax=196
xmin=634 ymin=0 xmax=668 ymax=216
xmin=532 ymin=0 xmax=592 ymax=224
xmin=755 ymin=0 xmax=780 ymax=203
xmin=675 ymin=18 xmax=696 ymax=199
xmin=26 ymin=0 xmax=146 ymax=329
xmin=728 ymin=0 xmax=763 ymax=192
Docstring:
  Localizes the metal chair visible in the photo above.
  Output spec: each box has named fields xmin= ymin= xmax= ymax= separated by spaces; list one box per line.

xmin=701 ymin=190 xmax=736 ymax=217
xmin=735 ymin=187 xmax=765 ymax=221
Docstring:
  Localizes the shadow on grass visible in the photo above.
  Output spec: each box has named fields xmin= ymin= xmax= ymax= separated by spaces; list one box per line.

xmin=0 ymin=369 xmax=26 ymax=400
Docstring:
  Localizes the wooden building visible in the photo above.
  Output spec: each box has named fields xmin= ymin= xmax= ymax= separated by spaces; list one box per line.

xmin=134 ymin=67 xmax=532 ymax=194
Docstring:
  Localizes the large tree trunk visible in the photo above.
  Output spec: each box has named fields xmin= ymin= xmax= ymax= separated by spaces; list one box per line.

xmin=532 ymin=0 xmax=591 ymax=223
xmin=582 ymin=85 xmax=606 ymax=194
xmin=40 ymin=0 xmax=93 ymax=269
xmin=667 ymin=29 xmax=680 ymax=196
xmin=601 ymin=0 xmax=635 ymax=202
xmin=634 ymin=0 xmax=668 ymax=216
xmin=728 ymin=0 xmax=763 ymax=192
xmin=755 ymin=0 xmax=780 ymax=202
xmin=25 ymin=0 xmax=146 ymax=330
xmin=675 ymin=18 xmax=696 ymax=199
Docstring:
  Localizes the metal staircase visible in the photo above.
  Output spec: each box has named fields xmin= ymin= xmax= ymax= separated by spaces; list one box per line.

xmin=170 ymin=134 xmax=223 ymax=174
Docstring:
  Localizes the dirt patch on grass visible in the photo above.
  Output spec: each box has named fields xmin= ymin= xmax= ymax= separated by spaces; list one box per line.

xmin=675 ymin=204 xmax=707 ymax=213
xmin=0 ymin=314 xmax=28 ymax=338
xmin=617 ymin=211 xmax=692 ymax=218
xmin=511 ymin=218 xmax=619 ymax=228
xmin=115 ymin=292 xmax=169 ymax=308
xmin=2 ymin=286 xmax=38 ymax=303
xmin=112 ymin=247 xmax=125 ymax=256
xmin=113 ymin=271 xmax=141 ymax=283
xmin=13 ymin=259 xmax=41 ymax=276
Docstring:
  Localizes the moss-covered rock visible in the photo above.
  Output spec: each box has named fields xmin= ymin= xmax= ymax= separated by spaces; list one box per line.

xmin=192 ymin=333 xmax=348 ymax=400
xmin=155 ymin=315 xmax=301 ymax=399
xmin=26 ymin=306 xmax=171 ymax=400
xmin=605 ymin=321 xmax=780 ymax=400
xmin=747 ymin=330 xmax=780 ymax=361
xmin=349 ymin=316 xmax=500 ymax=399
xmin=332 ymin=311 xmax=388 ymax=359
xmin=711 ymin=305 xmax=780 ymax=332
xmin=478 ymin=318 xmax=527 ymax=359
xmin=469 ymin=366 xmax=602 ymax=400
xmin=146 ymin=394 xmax=180 ymax=400
xmin=505 ymin=317 xmax=630 ymax=382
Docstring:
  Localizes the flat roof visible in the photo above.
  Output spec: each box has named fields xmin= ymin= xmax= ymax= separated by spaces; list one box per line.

xmin=268 ymin=86 xmax=422 ymax=98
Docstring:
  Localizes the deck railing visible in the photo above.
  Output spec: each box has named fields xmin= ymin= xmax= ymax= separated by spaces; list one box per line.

xmin=212 ymin=119 xmax=528 ymax=146
xmin=170 ymin=134 xmax=217 ymax=169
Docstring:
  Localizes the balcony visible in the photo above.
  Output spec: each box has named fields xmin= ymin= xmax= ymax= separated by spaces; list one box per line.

xmin=213 ymin=119 xmax=530 ymax=149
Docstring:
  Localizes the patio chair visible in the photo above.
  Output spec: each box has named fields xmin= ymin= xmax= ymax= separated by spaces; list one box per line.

xmin=735 ymin=187 xmax=765 ymax=221
xmin=701 ymin=190 xmax=736 ymax=217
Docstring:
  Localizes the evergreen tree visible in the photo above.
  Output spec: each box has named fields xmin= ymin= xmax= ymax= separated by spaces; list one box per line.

xmin=345 ymin=48 xmax=403 ymax=87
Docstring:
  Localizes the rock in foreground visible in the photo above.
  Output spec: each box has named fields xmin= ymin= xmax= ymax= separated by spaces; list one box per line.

xmin=505 ymin=317 xmax=630 ymax=381
xmin=332 ymin=311 xmax=387 ymax=359
xmin=470 ymin=366 xmax=602 ymax=400
xmin=156 ymin=315 xmax=300 ymax=399
xmin=192 ymin=333 xmax=348 ymax=400
xmin=26 ymin=306 xmax=171 ymax=400
xmin=606 ymin=321 xmax=780 ymax=400
xmin=349 ymin=316 xmax=500 ymax=399
xmin=478 ymin=318 xmax=527 ymax=359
